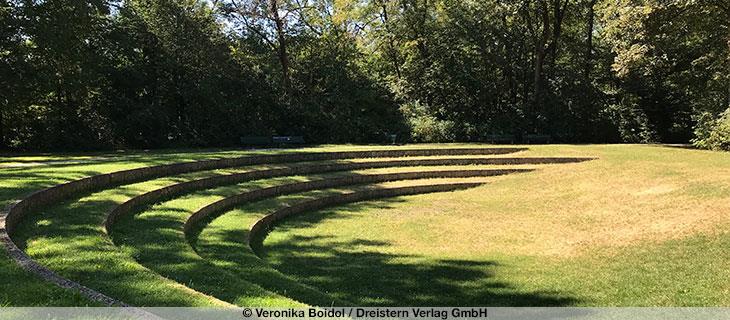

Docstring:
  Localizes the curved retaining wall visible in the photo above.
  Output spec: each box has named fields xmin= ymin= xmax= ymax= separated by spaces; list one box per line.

xmin=5 ymin=148 xmax=527 ymax=236
xmin=107 ymin=157 xmax=593 ymax=233
xmin=247 ymin=182 xmax=486 ymax=254
xmin=182 ymin=169 xmax=532 ymax=241
xmin=0 ymin=148 xmax=524 ymax=306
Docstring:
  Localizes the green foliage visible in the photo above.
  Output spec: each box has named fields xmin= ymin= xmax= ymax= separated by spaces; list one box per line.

xmin=0 ymin=0 xmax=728 ymax=149
xmin=400 ymin=101 xmax=456 ymax=142
xmin=599 ymin=1 xmax=729 ymax=143
xmin=1 ymin=0 xmax=404 ymax=150
xmin=693 ymin=109 xmax=730 ymax=151
xmin=286 ymin=32 xmax=405 ymax=143
xmin=602 ymin=95 xmax=658 ymax=143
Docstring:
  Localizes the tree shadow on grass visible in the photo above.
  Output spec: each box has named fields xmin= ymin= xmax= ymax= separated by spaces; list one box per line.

xmin=259 ymin=199 xmax=580 ymax=307
xmin=116 ymin=187 xmax=377 ymax=307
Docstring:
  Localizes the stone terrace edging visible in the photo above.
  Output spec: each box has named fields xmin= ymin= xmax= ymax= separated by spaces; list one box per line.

xmin=0 ymin=148 xmax=524 ymax=306
xmin=247 ymin=182 xmax=486 ymax=254
xmin=5 ymin=148 xmax=528 ymax=235
xmin=182 ymin=169 xmax=532 ymax=242
xmin=107 ymin=157 xmax=593 ymax=233
xmin=104 ymin=159 xmax=516 ymax=232
xmin=0 ymin=204 xmax=130 ymax=306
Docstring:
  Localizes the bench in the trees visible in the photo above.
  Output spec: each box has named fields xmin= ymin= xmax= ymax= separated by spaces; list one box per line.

xmin=525 ymin=134 xmax=551 ymax=144
xmin=272 ymin=136 xmax=305 ymax=144
xmin=241 ymin=136 xmax=305 ymax=146
xmin=485 ymin=134 xmax=516 ymax=144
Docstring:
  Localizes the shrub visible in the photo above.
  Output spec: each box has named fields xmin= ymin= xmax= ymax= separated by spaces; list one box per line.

xmin=602 ymin=96 xmax=658 ymax=143
xmin=399 ymin=101 xmax=456 ymax=142
xmin=693 ymin=108 xmax=730 ymax=151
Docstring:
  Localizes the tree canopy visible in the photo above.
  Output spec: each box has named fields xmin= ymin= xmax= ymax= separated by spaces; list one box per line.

xmin=1 ymin=0 xmax=728 ymax=150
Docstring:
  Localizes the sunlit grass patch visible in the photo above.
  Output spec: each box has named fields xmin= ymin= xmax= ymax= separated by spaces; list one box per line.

xmin=255 ymin=145 xmax=730 ymax=306
xmin=2 ymin=144 xmax=729 ymax=307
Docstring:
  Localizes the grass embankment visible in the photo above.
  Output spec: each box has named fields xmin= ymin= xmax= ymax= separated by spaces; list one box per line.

xmin=203 ymin=145 xmax=730 ymax=306
xmin=114 ymin=165 xmax=523 ymax=306
xmin=3 ymin=145 xmax=498 ymax=306
xmin=1 ymin=147 xmax=339 ymax=306
xmin=1 ymin=149 xmax=277 ymax=306
xmin=2 ymin=145 xmax=729 ymax=306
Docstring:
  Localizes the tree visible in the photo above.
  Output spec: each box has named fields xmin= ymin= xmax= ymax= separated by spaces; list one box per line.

xmin=222 ymin=0 xmax=304 ymax=93
xmin=599 ymin=0 xmax=730 ymax=142
xmin=1 ymin=0 xmax=727 ymax=149
xmin=584 ymin=0 xmax=596 ymax=80
xmin=520 ymin=0 xmax=570 ymax=131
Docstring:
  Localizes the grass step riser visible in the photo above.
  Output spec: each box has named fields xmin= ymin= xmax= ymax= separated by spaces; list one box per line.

xmin=107 ymin=159 xmax=519 ymax=231
xmin=183 ymin=169 xmax=532 ymax=242
xmin=113 ymin=173 xmax=511 ymax=307
xmin=0 ymin=239 xmax=128 ymax=307
xmin=7 ymin=148 xmax=526 ymax=235
xmin=107 ymin=157 xmax=592 ymax=232
xmin=0 ymin=148 xmax=524 ymax=306
xmin=248 ymin=182 xmax=485 ymax=254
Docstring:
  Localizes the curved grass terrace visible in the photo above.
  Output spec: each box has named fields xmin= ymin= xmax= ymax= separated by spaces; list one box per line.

xmin=1 ymin=144 xmax=729 ymax=308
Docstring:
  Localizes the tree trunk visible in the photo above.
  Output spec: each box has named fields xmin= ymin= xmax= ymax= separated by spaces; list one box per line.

xmin=0 ymin=107 xmax=5 ymax=149
xmin=547 ymin=0 xmax=567 ymax=71
xmin=532 ymin=0 xmax=551 ymax=129
xmin=401 ymin=0 xmax=430 ymax=104
xmin=529 ymin=0 xmax=569 ymax=131
xmin=534 ymin=49 xmax=545 ymax=108
xmin=502 ymin=15 xmax=517 ymax=104
xmin=270 ymin=0 xmax=290 ymax=91
xmin=584 ymin=0 xmax=596 ymax=80
xmin=380 ymin=0 xmax=401 ymax=79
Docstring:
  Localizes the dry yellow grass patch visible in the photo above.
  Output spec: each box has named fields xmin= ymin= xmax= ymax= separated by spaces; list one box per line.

xmin=289 ymin=145 xmax=730 ymax=258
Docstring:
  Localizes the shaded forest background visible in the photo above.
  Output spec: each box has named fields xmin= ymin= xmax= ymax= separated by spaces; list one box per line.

xmin=1 ymin=0 xmax=729 ymax=150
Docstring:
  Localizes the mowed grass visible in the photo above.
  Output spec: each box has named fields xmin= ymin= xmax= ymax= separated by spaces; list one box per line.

xmin=255 ymin=145 xmax=730 ymax=306
xmin=1 ymin=144 xmax=499 ymax=306
xmin=0 ymin=150 xmax=244 ymax=306
xmin=0 ymin=149 xmax=274 ymax=306
xmin=115 ymin=167 xmax=518 ymax=307
xmin=2 ymin=144 xmax=728 ymax=306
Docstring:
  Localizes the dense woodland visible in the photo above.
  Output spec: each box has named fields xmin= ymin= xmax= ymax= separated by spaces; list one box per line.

xmin=0 ymin=0 xmax=729 ymax=150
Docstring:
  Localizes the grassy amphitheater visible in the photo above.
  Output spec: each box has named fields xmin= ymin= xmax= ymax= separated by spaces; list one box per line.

xmin=1 ymin=144 xmax=729 ymax=307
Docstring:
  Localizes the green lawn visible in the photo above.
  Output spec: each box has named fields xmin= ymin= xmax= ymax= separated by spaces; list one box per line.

xmin=2 ymin=144 xmax=729 ymax=306
xmin=0 ymin=147 xmax=311 ymax=306
xmin=259 ymin=145 xmax=730 ymax=306
xmin=114 ymin=168 xmax=515 ymax=307
xmin=2 ymin=144 xmax=500 ymax=306
xmin=0 ymin=149 xmax=263 ymax=306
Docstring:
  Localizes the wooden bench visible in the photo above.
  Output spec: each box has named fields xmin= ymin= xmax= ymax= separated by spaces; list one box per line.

xmin=241 ymin=136 xmax=306 ymax=146
xmin=272 ymin=136 xmax=305 ymax=144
